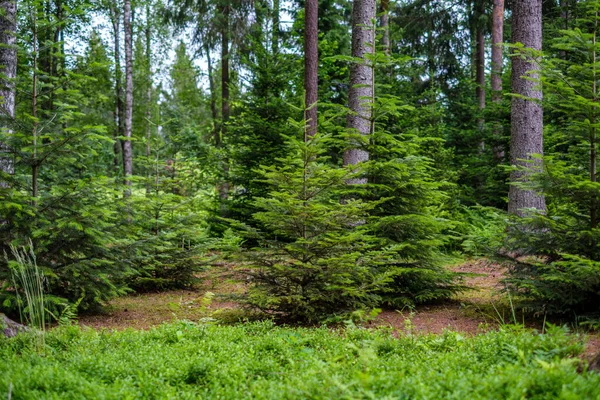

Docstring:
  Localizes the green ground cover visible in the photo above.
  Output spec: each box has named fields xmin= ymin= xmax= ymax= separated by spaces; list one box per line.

xmin=1 ymin=322 xmax=599 ymax=399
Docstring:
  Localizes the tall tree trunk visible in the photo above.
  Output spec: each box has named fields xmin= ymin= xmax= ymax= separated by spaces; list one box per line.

xmin=54 ymin=0 xmax=64 ymax=75
xmin=380 ymin=0 xmax=390 ymax=56
xmin=145 ymin=3 xmax=152 ymax=196
xmin=122 ymin=0 xmax=133 ymax=196
xmin=475 ymin=0 xmax=486 ymax=148
xmin=491 ymin=0 xmax=504 ymax=102
xmin=508 ymin=0 xmax=546 ymax=216
xmin=560 ymin=0 xmax=568 ymax=59
xmin=304 ymin=0 xmax=318 ymax=139
xmin=218 ymin=3 xmax=230 ymax=201
xmin=343 ymin=0 xmax=375 ymax=185
xmin=491 ymin=0 xmax=505 ymax=159
xmin=109 ymin=4 xmax=123 ymax=177
xmin=205 ymin=44 xmax=219 ymax=144
xmin=32 ymin=7 xmax=39 ymax=208
xmin=221 ymin=14 xmax=230 ymax=139
xmin=272 ymin=0 xmax=280 ymax=54
xmin=590 ymin=11 xmax=598 ymax=229
xmin=0 ymin=1 xmax=17 ymax=187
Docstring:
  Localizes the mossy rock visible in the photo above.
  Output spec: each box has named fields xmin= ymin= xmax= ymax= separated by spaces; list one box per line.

xmin=0 ymin=313 xmax=29 ymax=337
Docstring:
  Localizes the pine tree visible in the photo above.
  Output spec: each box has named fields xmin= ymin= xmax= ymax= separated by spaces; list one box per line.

xmin=504 ymin=0 xmax=600 ymax=316
xmin=508 ymin=0 xmax=546 ymax=216
xmin=241 ymin=133 xmax=389 ymax=323
xmin=343 ymin=0 xmax=376 ymax=183
xmin=304 ymin=0 xmax=318 ymax=138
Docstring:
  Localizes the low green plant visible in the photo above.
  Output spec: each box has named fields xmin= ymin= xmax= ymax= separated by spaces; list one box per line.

xmin=0 ymin=321 xmax=598 ymax=399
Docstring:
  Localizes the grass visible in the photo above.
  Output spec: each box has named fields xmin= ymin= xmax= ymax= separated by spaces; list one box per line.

xmin=1 ymin=321 xmax=599 ymax=399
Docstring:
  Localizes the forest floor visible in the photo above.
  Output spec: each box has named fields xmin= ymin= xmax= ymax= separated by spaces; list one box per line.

xmin=79 ymin=259 xmax=600 ymax=357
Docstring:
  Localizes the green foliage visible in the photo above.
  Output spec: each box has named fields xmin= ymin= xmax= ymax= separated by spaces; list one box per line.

xmin=503 ymin=0 xmax=600 ymax=317
xmin=457 ymin=206 xmax=508 ymax=257
xmin=5 ymin=241 xmax=45 ymax=334
xmin=364 ymin=127 xmax=466 ymax=307
xmin=0 ymin=322 xmax=598 ymax=398
xmin=239 ymin=134 xmax=390 ymax=322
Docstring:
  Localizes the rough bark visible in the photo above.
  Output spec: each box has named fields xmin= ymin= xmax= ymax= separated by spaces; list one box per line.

xmin=491 ymin=0 xmax=505 ymax=159
xmin=1 ymin=313 xmax=29 ymax=338
xmin=343 ymin=0 xmax=375 ymax=185
xmin=590 ymin=12 xmax=598 ymax=229
xmin=218 ymin=3 xmax=230 ymax=201
xmin=380 ymin=0 xmax=390 ymax=56
xmin=304 ymin=0 xmax=318 ymax=139
xmin=508 ymin=0 xmax=546 ymax=216
xmin=205 ymin=44 xmax=219 ymax=144
xmin=491 ymin=0 xmax=504 ymax=101
xmin=221 ymin=11 xmax=230 ymax=139
xmin=32 ymin=9 xmax=39 ymax=207
xmin=272 ymin=0 xmax=280 ymax=54
xmin=560 ymin=0 xmax=568 ymax=59
xmin=474 ymin=0 xmax=485 ymax=153
xmin=109 ymin=4 xmax=123 ymax=177
xmin=122 ymin=0 xmax=133 ymax=196
xmin=475 ymin=11 xmax=485 ymax=113
xmin=145 ymin=3 xmax=152 ymax=196
xmin=0 ymin=1 xmax=17 ymax=187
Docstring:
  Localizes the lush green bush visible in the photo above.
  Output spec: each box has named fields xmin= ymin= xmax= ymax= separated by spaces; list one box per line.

xmin=0 ymin=322 xmax=598 ymax=399
xmin=236 ymin=129 xmax=468 ymax=322
xmin=364 ymin=130 xmax=466 ymax=307
xmin=239 ymin=134 xmax=391 ymax=323
xmin=503 ymin=1 xmax=600 ymax=318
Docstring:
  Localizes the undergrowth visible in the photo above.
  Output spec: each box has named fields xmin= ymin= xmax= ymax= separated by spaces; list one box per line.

xmin=1 ymin=321 xmax=598 ymax=399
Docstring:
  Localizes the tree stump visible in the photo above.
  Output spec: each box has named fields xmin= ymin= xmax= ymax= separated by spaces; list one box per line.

xmin=1 ymin=313 xmax=29 ymax=337
xmin=589 ymin=353 xmax=600 ymax=371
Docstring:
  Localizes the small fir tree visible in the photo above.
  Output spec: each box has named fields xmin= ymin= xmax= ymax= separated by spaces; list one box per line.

xmin=241 ymin=133 xmax=391 ymax=323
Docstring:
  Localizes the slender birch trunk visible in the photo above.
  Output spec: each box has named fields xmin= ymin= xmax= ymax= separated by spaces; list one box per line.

xmin=0 ymin=1 xmax=17 ymax=187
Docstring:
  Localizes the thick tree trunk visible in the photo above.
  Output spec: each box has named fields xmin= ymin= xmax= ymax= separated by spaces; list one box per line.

xmin=343 ymin=0 xmax=375 ymax=185
xmin=1 ymin=314 xmax=29 ymax=338
xmin=508 ymin=0 xmax=546 ymax=216
xmin=110 ymin=4 xmax=123 ymax=177
xmin=123 ymin=0 xmax=133 ymax=196
xmin=304 ymin=0 xmax=318 ymax=139
xmin=491 ymin=0 xmax=504 ymax=160
xmin=0 ymin=1 xmax=17 ymax=187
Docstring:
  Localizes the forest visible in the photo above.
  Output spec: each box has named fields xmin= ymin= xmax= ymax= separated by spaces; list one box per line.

xmin=1 ymin=0 xmax=600 ymax=398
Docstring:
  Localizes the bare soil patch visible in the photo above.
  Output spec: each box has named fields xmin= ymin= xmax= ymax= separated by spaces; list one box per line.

xmin=79 ymin=258 xmax=599 ymax=358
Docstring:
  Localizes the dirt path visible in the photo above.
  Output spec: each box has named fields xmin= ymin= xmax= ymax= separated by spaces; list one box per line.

xmin=79 ymin=259 xmax=600 ymax=356
xmin=369 ymin=259 xmax=507 ymax=335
